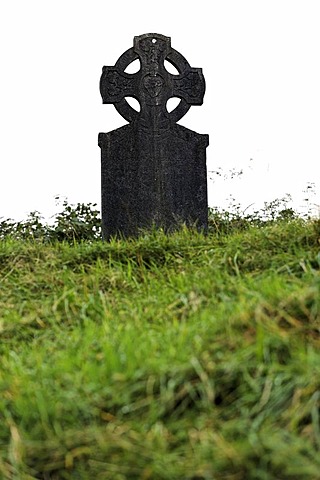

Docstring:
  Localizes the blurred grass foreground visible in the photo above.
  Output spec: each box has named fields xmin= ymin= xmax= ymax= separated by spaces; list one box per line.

xmin=0 ymin=203 xmax=320 ymax=479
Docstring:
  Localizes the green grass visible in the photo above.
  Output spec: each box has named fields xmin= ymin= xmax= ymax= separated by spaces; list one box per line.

xmin=0 ymin=219 xmax=319 ymax=479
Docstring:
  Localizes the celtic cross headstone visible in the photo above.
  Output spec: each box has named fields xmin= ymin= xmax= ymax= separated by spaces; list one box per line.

xmin=98 ymin=33 xmax=209 ymax=238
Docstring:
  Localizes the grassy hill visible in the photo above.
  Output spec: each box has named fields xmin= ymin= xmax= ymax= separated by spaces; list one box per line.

xmin=0 ymin=218 xmax=319 ymax=479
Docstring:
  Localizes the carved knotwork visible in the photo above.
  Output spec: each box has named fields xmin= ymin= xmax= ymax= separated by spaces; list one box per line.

xmin=100 ymin=69 xmax=136 ymax=102
xmin=173 ymin=71 xmax=204 ymax=103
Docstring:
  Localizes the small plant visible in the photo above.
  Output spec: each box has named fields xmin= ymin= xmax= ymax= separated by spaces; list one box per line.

xmin=0 ymin=211 xmax=48 ymax=241
xmin=51 ymin=197 xmax=101 ymax=242
xmin=0 ymin=218 xmax=17 ymax=240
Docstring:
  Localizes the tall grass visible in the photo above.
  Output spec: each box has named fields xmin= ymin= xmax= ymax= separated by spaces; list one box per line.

xmin=0 ymin=215 xmax=319 ymax=479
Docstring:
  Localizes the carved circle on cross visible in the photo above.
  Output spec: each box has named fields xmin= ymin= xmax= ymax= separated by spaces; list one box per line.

xmin=100 ymin=33 xmax=206 ymax=125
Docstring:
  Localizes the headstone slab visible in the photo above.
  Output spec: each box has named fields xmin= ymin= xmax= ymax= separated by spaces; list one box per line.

xmin=99 ymin=33 xmax=209 ymax=239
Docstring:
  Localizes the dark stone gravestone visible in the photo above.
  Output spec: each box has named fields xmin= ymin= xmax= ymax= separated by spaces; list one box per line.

xmin=98 ymin=33 xmax=209 ymax=239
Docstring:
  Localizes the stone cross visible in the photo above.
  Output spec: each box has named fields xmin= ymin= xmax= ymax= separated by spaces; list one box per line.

xmin=99 ymin=33 xmax=209 ymax=238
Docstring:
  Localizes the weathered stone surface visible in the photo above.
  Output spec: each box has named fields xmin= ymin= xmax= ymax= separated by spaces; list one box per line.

xmin=99 ymin=33 xmax=209 ymax=238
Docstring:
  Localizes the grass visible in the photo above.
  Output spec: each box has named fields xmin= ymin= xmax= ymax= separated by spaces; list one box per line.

xmin=0 ymin=219 xmax=319 ymax=479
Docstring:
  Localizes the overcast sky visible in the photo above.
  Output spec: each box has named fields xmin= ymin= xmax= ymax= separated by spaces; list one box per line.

xmin=1 ymin=0 xmax=319 ymax=221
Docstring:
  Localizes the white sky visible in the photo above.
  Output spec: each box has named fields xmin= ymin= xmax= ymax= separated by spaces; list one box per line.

xmin=1 ymin=0 xmax=319 ymax=221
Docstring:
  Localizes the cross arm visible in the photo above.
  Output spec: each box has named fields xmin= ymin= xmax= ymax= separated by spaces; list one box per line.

xmin=172 ymin=68 xmax=205 ymax=105
xmin=100 ymin=66 xmax=138 ymax=104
